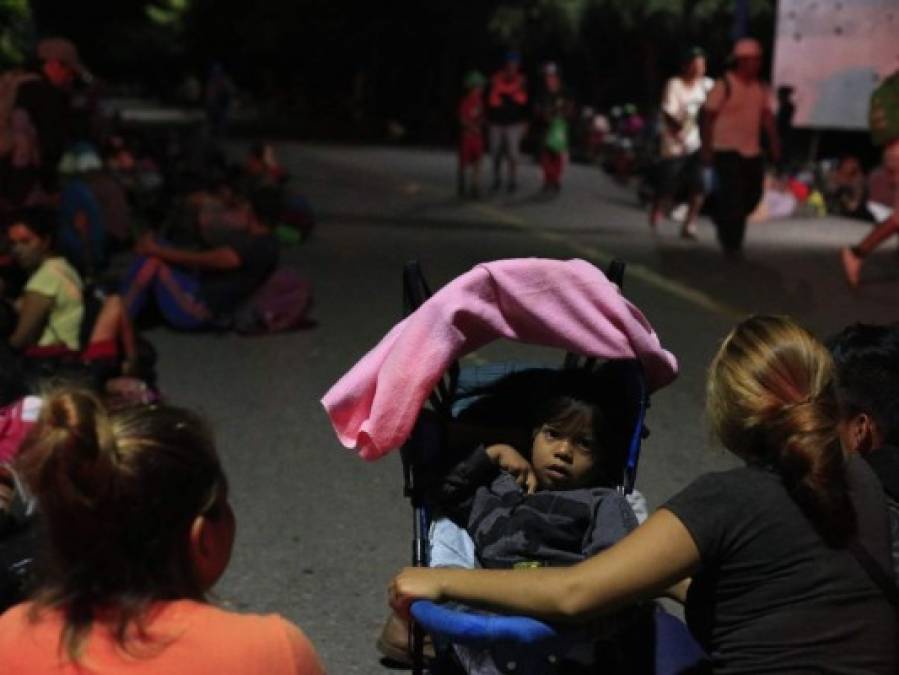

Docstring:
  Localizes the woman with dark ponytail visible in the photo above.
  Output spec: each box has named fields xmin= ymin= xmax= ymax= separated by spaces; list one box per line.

xmin=0 ymin=389 xmax=324 ymax=674
xmin=391 ymin=316 xmax=897 ymax=673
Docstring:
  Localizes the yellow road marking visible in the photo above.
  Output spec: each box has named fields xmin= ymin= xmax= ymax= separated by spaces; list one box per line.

xmin=468 ymin=201 xmax=746 ymax=321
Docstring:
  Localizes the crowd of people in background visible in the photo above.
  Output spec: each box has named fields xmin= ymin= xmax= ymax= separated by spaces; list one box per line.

xmin=455 ymin=39 xmax=782 ymax=256
xmin=0 ymin=38 xmax=315 ymax=375
xmin=0 ymin=35 xmax=324 ymax=674
xmin=456 ymin=38 xmax=899 ymax=269
xmin=1 ymin=25 xmax=898 ymax=675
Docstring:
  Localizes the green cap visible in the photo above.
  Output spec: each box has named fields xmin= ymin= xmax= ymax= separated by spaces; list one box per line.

xmin=464 ymin=70 xmax=487 ymax=89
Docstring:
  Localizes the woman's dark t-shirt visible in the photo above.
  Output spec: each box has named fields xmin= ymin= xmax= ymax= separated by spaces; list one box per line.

xmin=199 ymin=231 xmax=279 ymax=315
xmin=664 ymin=456 xmax=896 ymax=674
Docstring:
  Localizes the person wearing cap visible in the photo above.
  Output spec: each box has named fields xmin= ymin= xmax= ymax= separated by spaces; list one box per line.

xmin=650 ymin=46 xmax=713 ymax=239
xmin=701 ymin=37 xmax=780 ymax=256
xmin=457 ymin=71 xmax=487 ymax=198
xmin=535 ymin=62 xmax=572 ymax=194
xmin=14 ymin=45 xmax=79 ymax=194
xmin=487 ymin=51 xmax=528 ymax=193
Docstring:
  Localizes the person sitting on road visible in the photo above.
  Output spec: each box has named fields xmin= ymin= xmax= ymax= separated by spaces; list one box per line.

xmin=379 ymin=366 xmax=652 ymax=670
xmin=841 ymin=139 xmax=899 ymax=288
xmin=5 ymin=208 xmax=133 ymax=370
xmin=5 ymin=207 xmax=83 ymax=354
xmin=0 ymin=388 xmax=325 ymax=674
xmin=121 ymin=192 xmax=279 ymax=330
xmin=824 ymin=155 xmax=871 ymax=222
xmin=391 ymin=316 xmax=898 ymax=674
xmin=244 ymin=141 xmax=288 ymax=187
xmin=828 ymin=322 xmax=899 ymax=577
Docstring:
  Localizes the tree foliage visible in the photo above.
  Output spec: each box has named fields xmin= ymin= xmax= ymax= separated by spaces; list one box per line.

xmin=5 ymin=0 xmax=776 ymax=141
xmin=0 ymin=0 xmax=32 ymax=66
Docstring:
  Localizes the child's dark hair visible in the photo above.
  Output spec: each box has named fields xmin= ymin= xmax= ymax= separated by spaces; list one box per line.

xmin=457 ymin=364 xmax=639 ymax=487
xmin=15 ymin=389 xmax=227 ymax=662
xmin=827 ymin=322 xmax=899 ymax=446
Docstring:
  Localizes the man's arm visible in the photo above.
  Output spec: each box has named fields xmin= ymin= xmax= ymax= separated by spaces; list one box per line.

xmin=700 ymin=105 xmax=718 ymax=165
xmin=762 ymin=107 xmax=781 ymax=164
xmin=137 ymin=235 xmax=241 ymax=271
xmin=700 ymin=79 xmax=725 ymax=164
xmin=660 ymin=80 xmax=683 ymax=134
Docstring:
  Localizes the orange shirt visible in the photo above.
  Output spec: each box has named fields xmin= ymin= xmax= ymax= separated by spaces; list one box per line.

xmin=0 ymin=600 xmax=325 ymax=675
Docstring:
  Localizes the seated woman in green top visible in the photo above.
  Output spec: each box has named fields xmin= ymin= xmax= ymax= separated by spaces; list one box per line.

xmin=6 ymin=208 xmax=134 ymax=366
xmin=7 ymin=208 xmax=84 ymax=352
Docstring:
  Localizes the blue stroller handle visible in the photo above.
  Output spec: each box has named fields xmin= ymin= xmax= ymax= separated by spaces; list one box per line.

xmin=411 ymin=601 xmax=560 ymax=646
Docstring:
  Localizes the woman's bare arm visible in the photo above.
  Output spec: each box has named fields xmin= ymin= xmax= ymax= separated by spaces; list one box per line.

xmin=9 ymin=291 xmax=53 ymax=350
xmin=391 ymin=509 xmax=701 ymax=621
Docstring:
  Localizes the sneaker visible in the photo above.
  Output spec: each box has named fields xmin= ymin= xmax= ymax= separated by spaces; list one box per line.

xmin=680 ymin=223 xmax=698 ymax=240
xmin=376 ymin=612 xmax=435 ymax=666
xmin=841 ymin=247 xmax=862 ymax=289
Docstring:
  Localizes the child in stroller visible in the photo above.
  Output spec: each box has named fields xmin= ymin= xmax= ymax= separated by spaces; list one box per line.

xmin=322 ymin=257 xmax=695 ymax=673
xmin=381 ymin=364 xmax=654 ymax=674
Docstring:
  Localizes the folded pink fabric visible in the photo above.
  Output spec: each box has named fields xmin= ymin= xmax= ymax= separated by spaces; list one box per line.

xmin=322 ymin=258 xmax=678 ymax=460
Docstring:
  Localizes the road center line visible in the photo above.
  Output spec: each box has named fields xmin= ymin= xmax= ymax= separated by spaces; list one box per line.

xmin=467 ymin=201 xmax=747 ymax=321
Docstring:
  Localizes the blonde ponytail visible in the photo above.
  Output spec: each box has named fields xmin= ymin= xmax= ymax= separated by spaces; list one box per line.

xmin=707 ymin=316 xmax=855 ymax=546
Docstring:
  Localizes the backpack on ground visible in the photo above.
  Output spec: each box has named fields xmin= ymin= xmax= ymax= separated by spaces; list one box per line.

xmin=233 ymin=268 xmax=313 ymax=335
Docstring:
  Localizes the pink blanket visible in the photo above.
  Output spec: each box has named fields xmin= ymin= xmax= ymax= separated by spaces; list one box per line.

xmin=322 ymin=258 xmax=678 ymax=460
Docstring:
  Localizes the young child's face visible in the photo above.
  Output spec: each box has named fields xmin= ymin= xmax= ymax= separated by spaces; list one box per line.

xmin=530 ymin=418 xmax=597 ymax=490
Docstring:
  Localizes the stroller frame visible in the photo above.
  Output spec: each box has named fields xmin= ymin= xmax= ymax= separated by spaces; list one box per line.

xmin=398 ymin=258 xmax=648 ymax=675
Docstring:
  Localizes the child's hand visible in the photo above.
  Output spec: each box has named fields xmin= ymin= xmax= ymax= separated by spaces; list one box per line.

xmin=486 ymin=444 xmax=537 ymax=494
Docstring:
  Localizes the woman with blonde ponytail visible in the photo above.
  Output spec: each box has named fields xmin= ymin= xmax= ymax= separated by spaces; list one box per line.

xmin=390 ymin=316 xmax=897 ymax=673
xmin=0 ymin=389 xmax=324 ymax=674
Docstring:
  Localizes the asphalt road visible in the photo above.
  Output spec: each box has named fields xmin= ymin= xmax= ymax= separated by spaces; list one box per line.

xmin=147 ymin=144 xmax=899 ymax=673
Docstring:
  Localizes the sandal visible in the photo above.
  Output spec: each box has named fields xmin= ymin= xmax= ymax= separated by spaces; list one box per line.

xmin=376 ymin=612 xmax=435 ymax=665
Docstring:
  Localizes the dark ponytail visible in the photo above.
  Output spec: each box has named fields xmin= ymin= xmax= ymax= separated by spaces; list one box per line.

xmin=16 ymin=389 xmax=226 ymax=661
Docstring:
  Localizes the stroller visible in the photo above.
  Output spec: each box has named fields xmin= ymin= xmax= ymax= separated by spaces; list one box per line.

xmin=323 ymin=258 xmax=705 ymax=675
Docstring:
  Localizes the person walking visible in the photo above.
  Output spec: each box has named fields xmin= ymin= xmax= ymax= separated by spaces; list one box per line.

xmin=650 ymin=46 xmax=713 ymax=238
xmin=535 ymin=62 xmax=572 ymax=194
xmin=701 ymin=38 xmax=780 ymax=256
xmin=840 ymin=139 xmax=899 ymax=288
xmin=457 ymin=71 xmax=487 ymax=198
xmin=487 ymin=52 xmax=528 ymax=194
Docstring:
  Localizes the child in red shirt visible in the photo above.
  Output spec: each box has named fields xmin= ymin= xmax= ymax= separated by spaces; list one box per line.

xmin=458 ymin=71 xmax=486 ymax=198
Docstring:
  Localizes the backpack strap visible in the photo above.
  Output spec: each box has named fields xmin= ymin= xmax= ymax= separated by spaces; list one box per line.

xmin=849 ymin=539 xmax=899 ymax=607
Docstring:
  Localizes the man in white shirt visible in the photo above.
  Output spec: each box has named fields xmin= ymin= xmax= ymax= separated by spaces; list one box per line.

xmin=650 ymin=47 xmax=713 ymax=239
xmin=701 ymin=38 xmax=781 ymax=255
